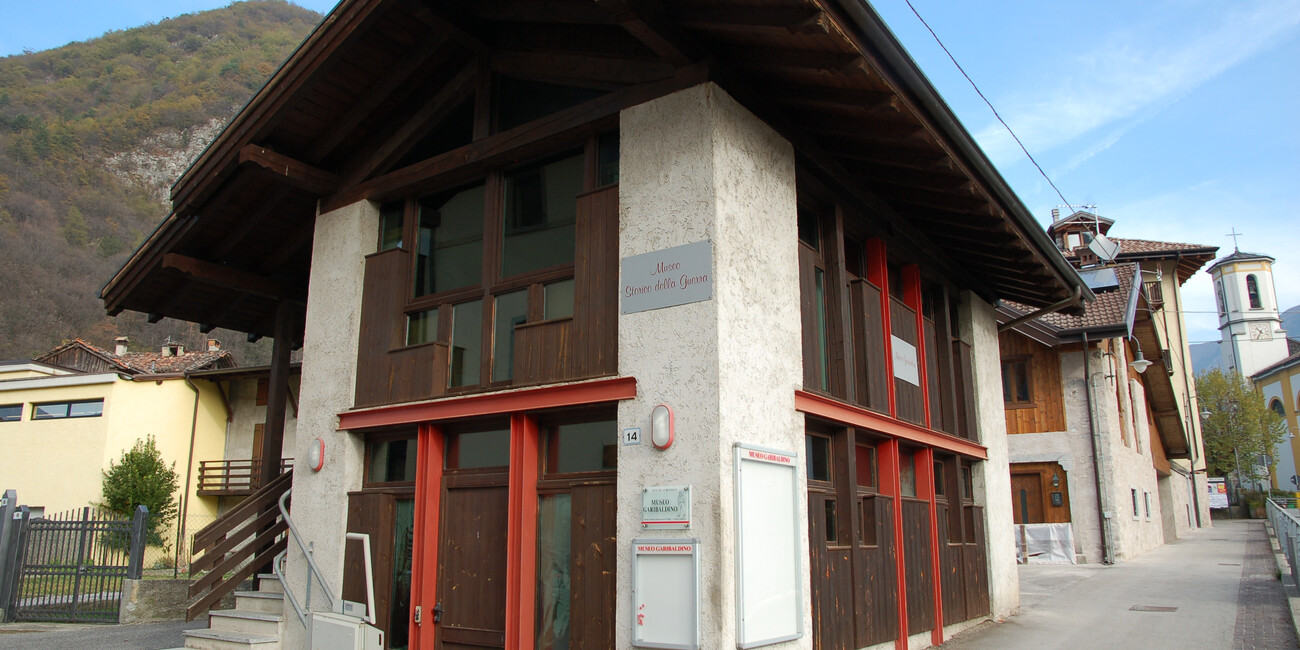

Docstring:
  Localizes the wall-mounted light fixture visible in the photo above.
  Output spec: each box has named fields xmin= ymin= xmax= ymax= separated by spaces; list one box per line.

xmin=1051 ymin=473 xmax=1061 ymax=488
xmin=307 ymin=437 xmax=326 ymax=471
xmin=650 ymin=404 xmax=674 ymax=450
xmin=1128 ymin=336 xmax=1153 ymax=374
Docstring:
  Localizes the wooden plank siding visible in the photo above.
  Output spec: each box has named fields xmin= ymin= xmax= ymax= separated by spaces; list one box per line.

xmin=936 ymin=503 xmax=966 ymax=625
xmin=901 ymin=498 xmax=934 ymax=634
xmin=962 ymin=506 xmax=990 ymax=618
xmin=853 ymin=495 xmax=898 ymax=647
xmin=850 ymin=279 xmax=890 ymax=414
xmin=998 ymin=331 xmax=1067 ymax=435
xmin=568 ymin=483 xmax=616 ymax=649
xmin=808 ymin=489 xmax=856 ymax=650
xmin=924 ymin=318 xmax=943 ymax=430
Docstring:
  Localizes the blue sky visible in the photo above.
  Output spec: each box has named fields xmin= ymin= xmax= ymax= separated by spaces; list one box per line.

xmin=1 ymin=0 xmax=1296 ymax=346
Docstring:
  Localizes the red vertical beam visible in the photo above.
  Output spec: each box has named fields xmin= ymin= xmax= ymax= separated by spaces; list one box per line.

xmin=902 ymin=264 xmax=930 ymax=429
xmin=879 ymin=437 xmax=908 ymax=648
xmin=917 ymin=447 xmax=944 ymax=645
xmin=866 ymin=238 xmax=895 ymax=418
xmin=505 ymin=413 xmax=540 ymax=650
xmin=411 ymin=423 xmax=445 ymax=650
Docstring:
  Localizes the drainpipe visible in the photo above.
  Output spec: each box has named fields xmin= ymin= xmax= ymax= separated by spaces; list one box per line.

xmin=177 ymin=375 xmax=202 ymax=579
xmin=1082 ymin=332 xmax=1114 ymax=564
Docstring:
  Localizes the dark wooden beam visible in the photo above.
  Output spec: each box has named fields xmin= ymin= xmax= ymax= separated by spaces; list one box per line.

xmin=675 ymin=6 xmax=831 ymax=35
xmin=340 ymin=61 xmax=478 ymax=188
xmin=257 ymin=218 xmax=317 ymax=276
xmin=161 ymin=254 xmax=305 ymax=302
xmin=843 ymin=162 xmax=971 ymax=194
xmin=598 ymin=0 xmax=705 ymax=66
xmin=207 ymin=187 xmax=295 ymax=261
xmin=410 ymin=0 xmax=493 ymax=54
xmin=770 ymin=83 xmax=896 ymax=113
xmin=714 ymin=45 xmax=866 ymax=75
xmin=819 ymin=139 xmax=953 ymax=170
xmin=490 ymin=51 xmax=676 ymax=86
xmin=871 ymin=184 xmax=990 ymax=215
xmin=323 ymin=63 xmax=710 ymax=212
xmin=308 ymin=36 xmax=453 ymax=161
xmin=239 ymin=145 xmax=338 ymax=195
xmin=473 ymin=0 xmax=613 ymax=24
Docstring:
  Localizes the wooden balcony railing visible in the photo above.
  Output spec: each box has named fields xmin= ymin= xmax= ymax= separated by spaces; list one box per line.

xmin=196 ymin=458 xmax=294 ymax=496
xmin=188 ymin=469 xmax=291 ymax=620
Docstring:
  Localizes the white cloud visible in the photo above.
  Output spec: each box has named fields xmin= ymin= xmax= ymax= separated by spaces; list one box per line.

xmin=974 ymin=1 xmax=1300 ymax=166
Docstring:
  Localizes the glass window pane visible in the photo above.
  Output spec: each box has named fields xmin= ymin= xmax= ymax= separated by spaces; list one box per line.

xmin=493 ymin=290 xmax=529 ymax=382
xmin=815 ymin=268 xmax=829 ymax=391
xmin=536 ymin=493 xmax=572 ymax=649
xmin=368 ymin=439 xmax=417 ymax=483
xmin=390 ymin=498 xmax=415 ymax=650
xmin=934 ymin=461 xmax=946 ymax=496
xmin=550 ymin=420 xmax=617 ymax=474
xmin=68 ymin=400 xmax=103 ymax=418
xmin=597 ymin=132 xmax=619 ymax=186
xmin=33 ymin=403 xmax=68 ymax=419
xmin=378 ymin=201 xmax=404 ymax=251
xmin=798 ymin=209 xmax=819 ymax=249
xmin=406 ymin=309 xmax=438 ymax=346
xmin=860 ymin=497 xmax=877 ymax=546
xmin=806 ymin=435 xmax=831 ymax=483
xmin=415 ymin=184 xmax=485 ymax=297
xmin=900 ymin=453 xmax=917 ymax=497
xmin=544 ymin=279 xmax=574 ymax=320
xmin=0 ymin=404 xmax=22 ymax=422
xmin=823 ymin=498 xmax=838 ymax=543
xmin=501 ymin=154 xmax=582 ymax=278
xmin=450 ymin=427 xmax=510 ymax=469
xmin=449 ymin=300 xmax=483 ymax=388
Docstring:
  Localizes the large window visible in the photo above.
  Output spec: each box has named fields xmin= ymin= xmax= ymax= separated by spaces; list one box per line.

xmin=32 ymin=399 xmax=103 ymax=420
xmin=0 ymin=404 xmax=21 ymax=422
xmin=381 ymin=148 xmax=596 ymax=392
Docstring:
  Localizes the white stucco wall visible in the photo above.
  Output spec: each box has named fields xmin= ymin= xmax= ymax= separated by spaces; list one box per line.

xmin=218 ymin=375 xmax=301 ymax=466
xmin=616 ymin=82 xmax=806 ymax=649
xmin=962 ymin=294 xmax=1019 ymax=619
xmin=282 ymin=199 xmax=377 ymax=648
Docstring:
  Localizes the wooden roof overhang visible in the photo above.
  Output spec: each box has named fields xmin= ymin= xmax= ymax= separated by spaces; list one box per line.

xmin=101 ymin=0 xmax=1090 ymax=343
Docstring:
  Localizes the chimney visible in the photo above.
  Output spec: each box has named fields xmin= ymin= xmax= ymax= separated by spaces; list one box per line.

xmin=114 ymin=337 xmax=129 ymax=356
xmin=162 ymin=337 xmax=183 ymax=357
xmin=1051 ymin=208 xmax=1060 ymax=222
xmin=207 ymin=339 xmax=222 ymax=352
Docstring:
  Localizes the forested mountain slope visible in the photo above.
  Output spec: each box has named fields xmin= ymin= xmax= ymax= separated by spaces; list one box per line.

xmin=0 ymin=0 xmax=321 ymax=362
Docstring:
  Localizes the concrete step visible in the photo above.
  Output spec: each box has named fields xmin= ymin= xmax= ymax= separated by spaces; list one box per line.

xmin=234 ymin=590 xmax=285 ymax=615
xmin=209 ymin=609 xmax=284 ymax=637
xmin=255 ymin=574 xmax=284 ymax=595
xmin=183 ymin=628 xmax=280 ymax=650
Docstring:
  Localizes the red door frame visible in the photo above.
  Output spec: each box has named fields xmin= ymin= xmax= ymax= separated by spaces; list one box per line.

xmin=374 ymin=377 xmax=637 ymax=650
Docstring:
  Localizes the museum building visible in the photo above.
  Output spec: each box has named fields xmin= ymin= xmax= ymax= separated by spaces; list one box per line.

xmin=100 ymin=1 xmax=1091 ymax=648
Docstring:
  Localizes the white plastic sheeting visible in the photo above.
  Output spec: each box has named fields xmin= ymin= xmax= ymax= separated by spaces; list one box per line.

xmin=1014 ymin=523 xmax=1076 ymax=564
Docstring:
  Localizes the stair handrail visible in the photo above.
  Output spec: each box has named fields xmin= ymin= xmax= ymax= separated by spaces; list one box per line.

xmin=277 ymin=488 xmax=337 ymax=627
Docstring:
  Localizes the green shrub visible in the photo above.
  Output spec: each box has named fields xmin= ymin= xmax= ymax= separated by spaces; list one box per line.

xmin=99 ymin=435 xmax=179 ymax=546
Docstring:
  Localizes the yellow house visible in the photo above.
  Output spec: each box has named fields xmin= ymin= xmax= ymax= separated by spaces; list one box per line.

xmin=0 ymin=338 xmax=233 ymax=561
xmin=1253 ymin=344 xmax=1300 ymax=489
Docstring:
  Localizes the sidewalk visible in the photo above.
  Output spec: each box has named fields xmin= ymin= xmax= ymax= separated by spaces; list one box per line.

xmin=940 ymin=520 xmax=1299 ymax=649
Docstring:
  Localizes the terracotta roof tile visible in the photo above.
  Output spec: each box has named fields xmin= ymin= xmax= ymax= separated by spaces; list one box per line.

xmin=119 ymin=350 xmax=236 ymax=374
xmin=1005 ymin=264 xmax=1138 ymax=333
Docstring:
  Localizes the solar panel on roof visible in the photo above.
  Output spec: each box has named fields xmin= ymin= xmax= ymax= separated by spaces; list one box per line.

xmin=1077 ymin=268 xmax=1120 ymax=291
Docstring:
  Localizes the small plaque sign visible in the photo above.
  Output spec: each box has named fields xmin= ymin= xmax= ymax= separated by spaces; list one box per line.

xmin=891 ymin=335 xmax=919 ymax=386
xmin=621 ymin=240 xmax=713 ymax=314
xmin=641 ymin=486 xmax=691 ymax=529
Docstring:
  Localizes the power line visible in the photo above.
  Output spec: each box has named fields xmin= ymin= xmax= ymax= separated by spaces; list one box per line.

xmin=902 ymin=0 xmax=1072 ymax=209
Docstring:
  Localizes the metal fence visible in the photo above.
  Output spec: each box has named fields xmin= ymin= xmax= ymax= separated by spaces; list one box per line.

xmin=3 ymin=505 xmax=146 ymax=623
xmin=1267 ymin=498 xmax=1300 ymax=580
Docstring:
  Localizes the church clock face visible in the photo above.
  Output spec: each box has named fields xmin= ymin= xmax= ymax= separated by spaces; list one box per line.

xmin=1250 ymin=323 xmax=1272 ymax=341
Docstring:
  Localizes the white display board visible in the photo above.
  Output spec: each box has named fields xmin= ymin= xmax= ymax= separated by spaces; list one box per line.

xmin=733 ymin=444 xmax=803 ymax=648
xmin=632 ymin=539 xmax=700 ymax=649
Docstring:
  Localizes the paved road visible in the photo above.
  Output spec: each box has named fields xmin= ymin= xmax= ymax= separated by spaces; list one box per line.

xmin=0 ymin=619 xmax=203 ymax=649
xmin=941 ymin=519 xmax=1298 ymax=649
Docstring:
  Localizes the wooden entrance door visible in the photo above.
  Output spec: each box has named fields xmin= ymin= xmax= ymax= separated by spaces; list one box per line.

xmin=433 ymin=470 xmax=509 ymax=650
xmin=1010 ymin=473 xmax=1044 ymax=524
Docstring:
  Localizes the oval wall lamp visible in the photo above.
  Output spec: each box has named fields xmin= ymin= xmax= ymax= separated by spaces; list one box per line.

xmin=650 ymin=404 xmax=675 ymax=450
xmin=307 ymin=437 xmax=326 ymax=472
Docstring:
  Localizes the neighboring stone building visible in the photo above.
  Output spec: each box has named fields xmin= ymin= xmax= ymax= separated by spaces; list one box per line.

xmin=98 ymin=1 xmax=1094 ymax=648
xmin=1000 ymin=212 xmax=1215 ymax=563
